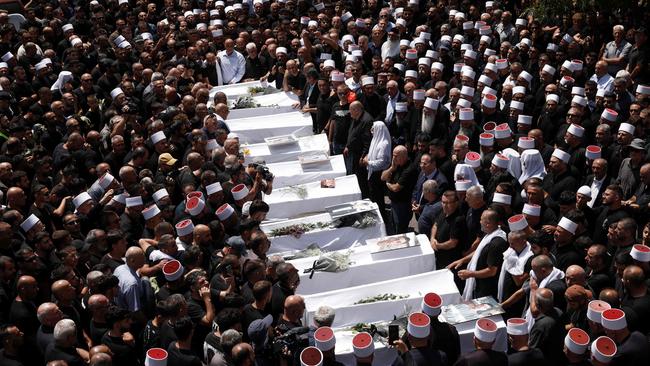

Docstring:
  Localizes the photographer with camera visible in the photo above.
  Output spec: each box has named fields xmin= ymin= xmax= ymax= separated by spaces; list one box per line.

xmin=273 ymin=295 xmax=310 ymax=366
xmin=246 ymin=162 xmax=274 ymax=198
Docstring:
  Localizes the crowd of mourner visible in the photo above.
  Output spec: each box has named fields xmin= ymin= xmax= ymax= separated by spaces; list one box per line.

xmin=0 ymin=0 xmax=649 ymax=365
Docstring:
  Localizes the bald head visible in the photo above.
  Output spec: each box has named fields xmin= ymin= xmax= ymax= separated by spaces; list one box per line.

xmin=623 ymin=265 xmax=646 ymax=288
xmin=89 ymin=345 xmax=112 ymax=358
xmin=599 ymin=288 xmax=620 ymax=308
xmin=535 ymin=287 xmax=554 ymax=312
xmin=231 ymin=342 xmax=254 ymax=364
xmin=283 ymin=295 xmax=305 ymax=321
xmin=52 ymin=280 xmax=75 ymax=303
xmin=17 ymin=275 xmax=36 ymax=289
xmin=565 ymin=265 xmax=587 ymax=286
xmin=88 ymin=294 xmax=109 ymax=313
xmin=90 ymin=352 xmax=112 ymax=366
xmin=125 ymin=247 xmax=145 ymax=269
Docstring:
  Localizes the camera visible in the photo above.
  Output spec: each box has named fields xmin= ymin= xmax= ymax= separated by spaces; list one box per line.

xmin=271 ymin=326 xmax=309 ymax=355
xmin=251 ymin=162 xmax=274 ymax=181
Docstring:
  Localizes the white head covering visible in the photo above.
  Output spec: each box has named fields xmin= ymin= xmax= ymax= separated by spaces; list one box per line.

xmin=502 ymin=148 xmax=522 ymax=180
xmin=454 ymin=163 xmax=481 ymax=188
xmin=367 ymin=122 xmax=391 ymax=178
xmin=51 ymin=71 xmax=74 ymax=93
xmin=519 ymin=149 xmax=546 ymax=184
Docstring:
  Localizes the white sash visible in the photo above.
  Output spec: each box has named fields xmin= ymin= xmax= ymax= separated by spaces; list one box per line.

xmin=497 ymin=243 xmax=534 ymax=301
xmin=462 ymin=228 xmax=507 ymax=300
xmin=524 ymin=267 xmax=565 ymax=330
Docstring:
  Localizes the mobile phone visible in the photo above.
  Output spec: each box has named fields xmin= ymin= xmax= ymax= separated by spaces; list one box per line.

xmin=388 ymin=324 xmax=399 ymax=345
xmin=225 ymin=264 xmax=233 ymax=277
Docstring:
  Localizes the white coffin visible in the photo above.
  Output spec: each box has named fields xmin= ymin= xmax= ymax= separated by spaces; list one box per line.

xmin=266 ymin=154 xmax=347 ymax=189
xmin=209 ymin=80 xmax=276 ymax=100
xmin=262 ymin=202 xmax=386 ymax=254
xmin=292 ymin=233 xmax=435 ymax=295
xmin=226 ymin=111 xmax=313 ymax=144
xmin=243 ymin=134 xmax=329 ymax=165
xmin=263 ymin=175 xmax=361 ymax=220
xmin=226 ymin=92 xmax=300 ymax=118
xmin=302 ymin=269 xmax=461 ymax=328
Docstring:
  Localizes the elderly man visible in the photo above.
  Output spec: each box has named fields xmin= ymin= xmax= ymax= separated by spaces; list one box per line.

xmin=529 ymin=288 xmax=565 ymax=364
xmin=45 ymin=319 xmax=86 ymax=366
xmin=454 ymin=208 xmax=508 ymax=301
xmin=36 ymin=302 xmax=64 ymax=355
xmin=217 ymin=39 xmax=246 ymax=84
xmin=382 ymin=145 xmax=419 ymax=234
xmin=590 ymin=61 xmax=614 ymax=93
xmin=345 ymin=101 xmax=372 ymax=195
xmin=113 ymin=247 xmax=146 ymax=312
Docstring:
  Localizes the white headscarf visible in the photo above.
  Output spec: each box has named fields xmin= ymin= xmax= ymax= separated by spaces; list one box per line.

xmin=502 ymin=148 xmax=522 ymax=179
xmin=519 ymin=149 xmax=547 ymax=184
xmin=50 ymin=71 xmax=73 ymax=93
xmin=454 ymin=163 xmax=481 ymax=187
xmin=366 ymin=121 xmax=391 ymax=178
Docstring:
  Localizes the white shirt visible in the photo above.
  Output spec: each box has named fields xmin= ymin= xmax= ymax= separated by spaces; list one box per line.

xmin=217 ymin=50 xmax=246 ymax=84
xmin=590 ymin=73 xmax=614 ymax=94
xmin=114 ymin=264 xmax=143 ymax=312
xmin=588 ymin=176 xmax=606 ymax=207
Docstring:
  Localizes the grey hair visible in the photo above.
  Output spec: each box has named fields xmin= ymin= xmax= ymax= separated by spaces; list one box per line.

xmin=53 ymin=319 xmax=76 ymax=346
xmin=86 ymin=270 xmax=103 ymax=287
xmin=535 ymin=290 xmax=554 ymax=311
xmin=613 ymin=25 xmax=624 ymax=33
xmin=507 ymin=230 xmax=527 ymax=242
xmin=85 ymin=229 xmax=105 ymax=246
xmin=466 ymin=185 xmax=483 ymax=199
xmin=422 ymin=180 xmax=439 ymax=195
xmin=313 ymin=306 xmax=336 ymax=327
xmin=220 ymin=329 xmax=243 ymax=349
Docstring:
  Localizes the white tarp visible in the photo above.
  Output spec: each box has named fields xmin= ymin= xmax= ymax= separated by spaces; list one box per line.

xmin=263 ymin=174 xmax=361 ymax=220
xmin=262 ymin=203 xmax=386 ymax=254
xmin=266 ymin=154 xmax=347 ymax=189
xmin=290 ymin=233 xmax=435 ymax=295
xmin=226 ymin=111 xmax=313 ymax=144
xmin=243 ymin=133 xmax=329 ymax=165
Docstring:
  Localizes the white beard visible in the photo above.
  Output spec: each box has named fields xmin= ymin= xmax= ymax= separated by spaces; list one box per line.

xmin=421 ymin=110 xmax=435 ymax=134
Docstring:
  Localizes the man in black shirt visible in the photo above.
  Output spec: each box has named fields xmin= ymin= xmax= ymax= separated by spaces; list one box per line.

xmin=315 ymin=77 xmax=336 ymax=134
xmin=506 ymin=318 xmax=546 ymax=366
xmin=328 ymin=84 xmax=352 ymax=155
xmin=0 ymin=325 xmax=25 ymax=366
xmin=382 ymin=145 xmax=419 ymax=234
xmin=458 ymin=209 xmax=508 ymax=300
xmin=101 ymin=306 xmax=138 ymax=366
xmin=45 ymin=319 xmax=85 ymax=366
xmin=166 ymin=317 xmax=202 ymax=366
xmin=454 ymin=318 xmax=507 ymax=366
xmin=553 ymin=216 xmax=585 ymax=272
xmin=431 ymin=191 xmax=467 ymax=269
xmin=620 ymin=265 xmax=650 ymax=334
xmin=346 ymin=101 xmax=373 ymax=197
xmin=529 ymin=288 xmax=566 ymax=365
xmin=269 ymin=263 xmax=299 ymax=322
xmin=243 ymin=43 xmax=268 ymax=81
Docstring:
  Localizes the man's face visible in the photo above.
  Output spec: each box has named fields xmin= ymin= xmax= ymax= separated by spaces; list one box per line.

xmin=442 ymin=194 xmax=458 ymax=215
xmin=601 ymin=189 xmax=616 ymax=206
xmin=419 ymin=156 xmax=433 ymax=173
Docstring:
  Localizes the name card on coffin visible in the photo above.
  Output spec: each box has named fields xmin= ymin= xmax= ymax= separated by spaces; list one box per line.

xmin=439 ymin=296 xmax=505 ymax=325
xmin=326 ymin=199 xmax=377 ymax=219
xmin=367 ymin=232 xmax=420 ymax=261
